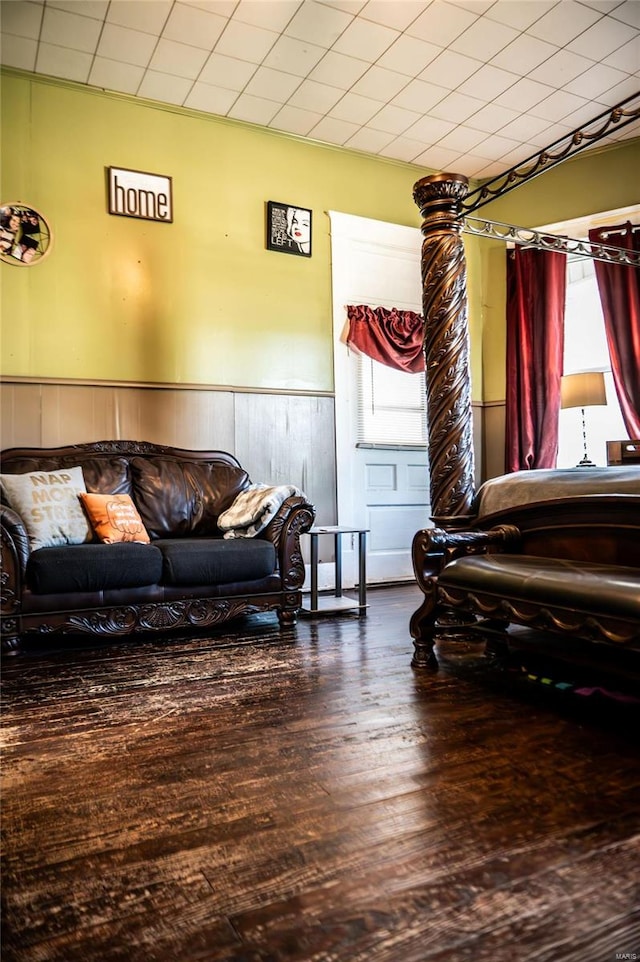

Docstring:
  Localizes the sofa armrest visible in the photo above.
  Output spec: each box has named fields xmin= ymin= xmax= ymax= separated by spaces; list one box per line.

xmin=413 ymin=523 xmax=521 ymax=582
xmin=261 ymin=495 xmax=316 ymax=590
xmin=1 ymin=504 xmax=29 ymax=616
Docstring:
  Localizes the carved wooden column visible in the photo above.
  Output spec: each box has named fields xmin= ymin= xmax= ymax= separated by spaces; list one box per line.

xmin=413 ymin=173 xmax=475 ymax=526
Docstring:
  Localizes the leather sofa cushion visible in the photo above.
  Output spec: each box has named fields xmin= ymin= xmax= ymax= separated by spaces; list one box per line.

xmin=1 ymin=457 xmax=132 ymax=498
xmin=27 ymin=543 xmax=163 ymax=594
xmin=131 ymin=458 xmax=249 ymax=539
xmin=156 ymin=538 xmax=276 ymax=587
xmin=439 ymin=554 xmax=640 ymax=621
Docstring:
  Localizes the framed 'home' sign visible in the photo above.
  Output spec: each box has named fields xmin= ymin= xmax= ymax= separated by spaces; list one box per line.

xmin=107 ymin=167 xmax=173 ymax=223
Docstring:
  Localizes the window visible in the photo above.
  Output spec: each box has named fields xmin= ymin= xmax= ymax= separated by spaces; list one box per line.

xmin=356 ymin=353 xmax=427 ymax=447
xmin=557 ymin=256 xmax=627 ymax=467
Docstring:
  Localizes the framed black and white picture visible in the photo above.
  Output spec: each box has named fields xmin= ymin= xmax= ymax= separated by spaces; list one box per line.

xmin=266 ymin=201 xmax=312 ymax=257
xmin=0 ymin=203 xmax=52 ymax=266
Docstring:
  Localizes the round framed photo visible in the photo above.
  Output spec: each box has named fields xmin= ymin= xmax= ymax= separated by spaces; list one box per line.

xmin=0 ymin=203 xmax=52 ymax=266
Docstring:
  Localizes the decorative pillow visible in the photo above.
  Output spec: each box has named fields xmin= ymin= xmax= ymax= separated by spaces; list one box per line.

xmin=79 ymin=492 xmax=150 ymax=544
xmin=0 ymin=466 xmax=92 ymax=550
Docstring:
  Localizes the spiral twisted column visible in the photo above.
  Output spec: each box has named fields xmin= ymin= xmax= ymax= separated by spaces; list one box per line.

xmin=413 ymin=173 xmax=475 ymax=526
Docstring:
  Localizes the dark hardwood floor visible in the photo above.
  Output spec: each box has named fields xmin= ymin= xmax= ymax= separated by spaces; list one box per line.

xmin=2 ymin=584 xmax=639 ymax=962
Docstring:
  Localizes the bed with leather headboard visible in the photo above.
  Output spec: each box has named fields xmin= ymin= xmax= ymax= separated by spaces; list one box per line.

xmin=408 ymin=96 xmax=640 ymax=678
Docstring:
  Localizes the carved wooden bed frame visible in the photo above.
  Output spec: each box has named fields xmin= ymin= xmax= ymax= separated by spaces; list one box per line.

xmin=409 ymin=94 xmax=640 ymax=673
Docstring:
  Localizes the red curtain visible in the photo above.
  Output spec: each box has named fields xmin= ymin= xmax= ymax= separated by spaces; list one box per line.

xmin=505 ymin=247 xmax=567 ymax=472
xmin=346 ymin=305 xmax=425 ymax=373
xmin=588 ymin=223 xmax=640 ymax=438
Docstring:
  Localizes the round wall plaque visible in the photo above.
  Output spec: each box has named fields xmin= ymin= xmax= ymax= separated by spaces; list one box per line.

xmin=0 ymin=203 xmax=52 ymax=266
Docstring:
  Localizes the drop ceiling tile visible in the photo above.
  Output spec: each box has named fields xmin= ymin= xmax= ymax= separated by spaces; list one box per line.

xmin=527 ymin=0 xmax=602 ymax=45
xmin=490 ymin=33 xmax=558 ymax=75
xmin=41 ymin=6 xmax=102 ymax=53
xmin=611 ymin=0 xmax=640 ymax=28
xmin=288 ymin=78 xmax=343 ymax=111
xmin=285 ymin=0 xmax=353 ymax=47
xmin=495 ymin=112 xmax=555 ymax=142
xmin=232 ymin=1 xmax=302 ymax=32
xmin=331 ymin=16 xmax=398 ymax=61
xmin=88 ymin=56 xmax=144 ymax=94
xmin=465 ymin=101 xmax=521 ymax=133
xmin=377 ymin=34 xmax=442 ymax=75
xmin=450 ymin=153 xmax=492 ymax=176
xmin=323 ymin=0 xmax=366 ymax=11
xmin=528 ymin=48 xmax=596 ymax=86
xmin=97 ymin=24 xmax=157 ymax=68
xmin=494 ymin=77 xmax=555 ymax=111
xmin=244 ymin=65 xmax=302 ymax=101
xmin=214 ymin=19 xmax=278 ymax=63
xmin=436 ymin=124 xmax=488 ymax=151
xmin=596 ymin=76 xmax=640 ymax=106
xmin=528 ymin=88 xmax=590 ymax=122
xmin=413 ymin=144 xmax=463 ymax=169
xmin=48 ymin=1 xmax=108 ymax=18
xmin=418 ymin=49 xmax=483 ymax=89
xmin=183 ymin=0 xmax=236 ymax=16
xmin=350 ymin=65 xmax=409 ymax=100
xmin=162 ymin=3 xmax=227 ymax=49
xmin=601 ymin=34 xmax=640 ymax=73
xmin=472 ymin=131 xmax=522 ymax=159
xmin=367 ymin=102 xmax=422 ymax=134
xmin=308 ymin=114 xmax=360 ymax=144
xmin=570 ymin=12 xmax=638 ymax=57
xmin=484 ymin=0 xmax=558 ymax=31
xmin=1 ymin=1 xmax=43 ymax=40
xmin=448 ymin=0 xmax=494 ymax=13
xmin=308 ymin=50 xmax=369 ymax=88
xmin=407 ymin=1 xmax=478 ymax=46
xmin=404 ymin=114 xmax=456 ymax=142
xmin=377 ymin=135 xmax=424 ymax=162
xmin=450 ymin=16 xmax=519 ymax=60
xmin=199 ymin=53 xmax=257 ymax=91
xmin=35 ymin=41 xmax=92 ymax=81
xmin=392 ymin=77 xmax=449 ymax=113
xmin=149 ymin=38 xmax=209 ymax=79
xmin=430 ymin=91 xmax=483 ymax=124
xmin=564 ymin=62 xmax=631 ymax=98
xmin=457 ymin=64 xmax=518 ymax=100
xmin=137 ymin=69 xmax=193 ymax=104
xmin=228 ymin=92 xmax=282 ymax=123
xmin=345 ymin=126 xmax=395 ymax=152
xmin=0 ymin=33 xmax=37 ymax=70
xmin=107 ymin=1 xmax=172 ymax=36
xmin=262 ymin=34 xmax=326 ymax=76
xmin=578 ymin=0 xmax=625 ymax=10
xmin=329 ymin=90 xmax=382 ymax=123
xmin=359 ymin=0 xmax=425 ymax=32
xmin=183 ymin=80 xmax=238 ymax=113
xmin=269 ymin=103 xmax=323 ymax=134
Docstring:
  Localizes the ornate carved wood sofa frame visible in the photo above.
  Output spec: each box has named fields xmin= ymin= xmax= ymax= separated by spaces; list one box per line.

xmin=0 ymin=440 xmax=315 ymax=654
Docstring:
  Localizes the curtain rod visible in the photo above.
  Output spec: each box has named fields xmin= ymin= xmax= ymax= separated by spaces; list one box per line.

xmin=462 ymin=216 xmax=640 ymax=266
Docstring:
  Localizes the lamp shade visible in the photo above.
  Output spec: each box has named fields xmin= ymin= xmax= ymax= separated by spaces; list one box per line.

xmin=560 ymin=371 xmax=606 ymax=410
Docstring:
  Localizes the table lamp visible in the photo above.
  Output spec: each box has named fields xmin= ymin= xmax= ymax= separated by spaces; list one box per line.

xmin=560 ymin=371 xmax=607 ymax=467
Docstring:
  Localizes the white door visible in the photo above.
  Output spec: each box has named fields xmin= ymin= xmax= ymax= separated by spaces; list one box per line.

xmin=329 ymin=211 xmax=432 ymax=587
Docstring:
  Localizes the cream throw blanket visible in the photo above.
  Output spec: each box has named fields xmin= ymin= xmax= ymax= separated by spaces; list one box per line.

xmin=217 ymin=483 xmax=303 ymax=539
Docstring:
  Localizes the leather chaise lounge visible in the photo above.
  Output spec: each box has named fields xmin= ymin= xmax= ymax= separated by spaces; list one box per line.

xmin=0 ymin=440 xmax=316 ymax=654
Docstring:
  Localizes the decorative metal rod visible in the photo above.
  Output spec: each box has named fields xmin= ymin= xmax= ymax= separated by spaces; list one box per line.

xmin=462 ymin=216 xmax=640 ymax=266
xmin=463 ymin=92 xmax=640 ymax=215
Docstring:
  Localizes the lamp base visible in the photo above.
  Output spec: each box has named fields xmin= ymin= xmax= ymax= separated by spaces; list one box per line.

xmin=576 ymin=455 xmax=597 ymax=467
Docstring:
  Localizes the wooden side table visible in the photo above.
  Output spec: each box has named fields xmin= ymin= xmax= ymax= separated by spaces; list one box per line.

xmin=301 ymin=525 xmax=368 ymax=616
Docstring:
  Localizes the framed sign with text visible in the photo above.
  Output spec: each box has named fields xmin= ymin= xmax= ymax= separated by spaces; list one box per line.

xmin=266 ymin=201 xmax=312 ymax=257
xmin=108 ymin=167 xmax=173 ymax=223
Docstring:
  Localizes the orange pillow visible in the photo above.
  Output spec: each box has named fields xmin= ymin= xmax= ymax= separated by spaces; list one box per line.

xmin=79 ymin=493 xmax=150 ymax=544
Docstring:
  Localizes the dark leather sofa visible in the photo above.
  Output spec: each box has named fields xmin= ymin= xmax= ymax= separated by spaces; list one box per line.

xmin=0 ymin=440 xmax=315 ymax=654
xmin=410 ymin=466 xmax=640 ymax=671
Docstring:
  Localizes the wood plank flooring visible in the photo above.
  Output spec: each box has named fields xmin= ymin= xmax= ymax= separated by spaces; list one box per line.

xmin=2 ymin=584 xmax=639 ymax=962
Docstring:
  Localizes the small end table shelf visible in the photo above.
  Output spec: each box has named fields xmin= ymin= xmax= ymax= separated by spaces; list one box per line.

xmin=301 ymin=525 xmax=368 ymax=616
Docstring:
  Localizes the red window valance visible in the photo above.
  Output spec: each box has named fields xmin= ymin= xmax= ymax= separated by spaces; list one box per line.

xmin=346 ymin=304 xmax=425 ymax=373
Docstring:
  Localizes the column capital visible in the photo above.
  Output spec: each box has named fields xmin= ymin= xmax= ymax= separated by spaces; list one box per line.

xmin=413 ymin=173 xmax=469 ymax=232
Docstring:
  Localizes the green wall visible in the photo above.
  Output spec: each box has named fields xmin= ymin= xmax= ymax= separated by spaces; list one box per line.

xmin=2 ymin=70 xmax=637 ymax=403
xmin=0 ymin=70 xmax=441 ymax=393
